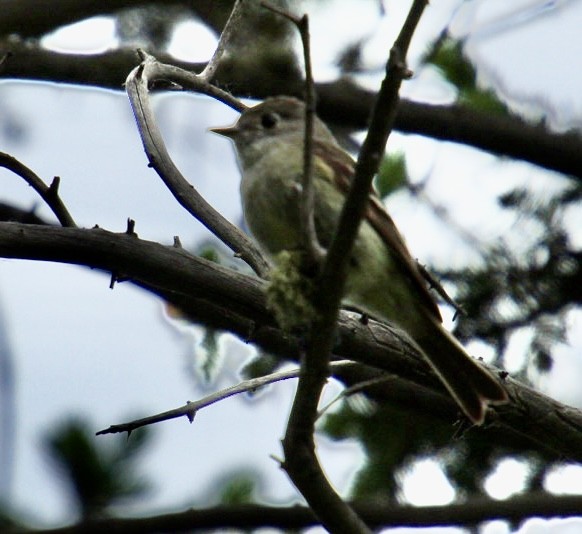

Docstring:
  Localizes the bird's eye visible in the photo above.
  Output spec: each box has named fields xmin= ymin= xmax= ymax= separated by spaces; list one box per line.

xmin=261 ymin=112 xmax=278 ymax=129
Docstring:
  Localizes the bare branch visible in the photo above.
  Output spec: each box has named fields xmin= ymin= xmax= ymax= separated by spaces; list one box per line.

xmin=98 ymin=367 xmax=302 ymax=435
xmin=1 ymin=223 xmax=582 ymax=462
xmin=295 ymin=13 xmax=323 ymax=263
xmin=125 ymin=52 xmax=269 ymax=276
xmin=0 ymin=152 xmax=76 ymax=227
xmin=266 ymin=2 xmax=429 ymax=533
xmin=417 ymin=262 xmax=466 ymax=319
xmin=11 ymin=493 xmax=582 ymax=533
xmin=97 ymin=361 xmax=353 ymax=436
xmin=198 ymin=0 xmax=243 ymax=82
xmin=261 ymin=2 xmax=323 ymax=264
xmin=1 ymin=40 xmax=579 ymax=180
xmin=286 ymin=0 xmax=428 ymax=527
xmin=263 ymin=3 xmax=371 ymax=533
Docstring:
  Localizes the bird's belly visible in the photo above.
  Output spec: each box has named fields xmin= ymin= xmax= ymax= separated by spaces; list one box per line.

xmin=241 ymin=169 xmax=427 ymax=332
xmin=242 ymin=173 xmax=303 ymax=255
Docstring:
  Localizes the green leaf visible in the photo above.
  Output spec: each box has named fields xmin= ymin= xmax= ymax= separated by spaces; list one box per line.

xmin=219 ymin=474 xmax=256 ymax=505
xmin=43 ymin=417 xmax=151 ymax=519
xmin=240 ymin=350 xmax=282 ymax=381
xmin=426 ymin=37 xmax=508 ymax=115
xmin=198 ymin=245 xmax=221 ymax=264
xmin=375 ymin=152 xmax=407 ymax=199
xmin=200 ymin=328 xmax=220 ymax=382
xmin=428 ymin=38 xmax=477 ymax=92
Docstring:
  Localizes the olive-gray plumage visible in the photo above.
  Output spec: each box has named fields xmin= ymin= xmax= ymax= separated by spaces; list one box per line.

xmin=212 ymin=96 xmax=508 ymax=424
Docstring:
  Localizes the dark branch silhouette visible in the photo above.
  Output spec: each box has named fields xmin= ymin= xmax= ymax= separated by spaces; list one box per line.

xmin=0 ymin=40 xmax=580 ymax=180
xmin=10 ymin=493 xmax=582 ymax=533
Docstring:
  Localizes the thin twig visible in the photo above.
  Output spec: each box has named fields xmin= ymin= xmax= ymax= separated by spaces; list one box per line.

xmin=125 ymin=53 xmax=269 ymax=276
xmin=97 ymin=361 xmax=353 ymax=436
xmin=198 ymin=0 xmax=244 ymax=82
xmin=263 ymin=2 xmax=373 ymax=533
xmin=280 ymin=2 xmax=429 ymax=533
xmin=0 ymin=152 xmax=76 ymax=227
xmin=260 ymin=3 xmax=323 ymax=264
xmin=416 ymin=262 xmax=466 ymax=319
xmin=298 ymin=14 xmax=325 ymax=263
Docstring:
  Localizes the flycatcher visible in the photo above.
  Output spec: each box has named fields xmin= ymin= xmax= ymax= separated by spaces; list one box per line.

xmin=212 ymin=96 xmax=507 ymax=424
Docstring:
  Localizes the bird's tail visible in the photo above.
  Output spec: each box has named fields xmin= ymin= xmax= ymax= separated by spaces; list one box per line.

xmin=415 ymin=322 xmax=508 ymax=425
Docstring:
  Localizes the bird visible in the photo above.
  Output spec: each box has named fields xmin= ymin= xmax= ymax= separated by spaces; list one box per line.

xmin=212 ymin=96 xmax=508 ymax=424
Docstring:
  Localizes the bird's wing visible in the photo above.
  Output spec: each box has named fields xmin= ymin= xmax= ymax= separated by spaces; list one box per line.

xmin=314 ymin=140 xmax=442 ymax=322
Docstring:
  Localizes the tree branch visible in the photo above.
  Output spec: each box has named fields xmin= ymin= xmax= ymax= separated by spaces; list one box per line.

xmin=97 ymin=364 xmax=331 ymax=435
xmin=0 ymin=152 xmax=76 ymax=227
xmin=260 ymin=3 xmax=324 ymax=264
xmin=125 ymin=51 xmax=269 ymax=276
xmin=0 ymin=222 xmax=581 ymax=462
xmin=1 ymin=40 xmax=579 ymax=179
xmin=0 ymin=0 xmax=201 ymax=38
xmin=278 ymin=2 xmax=428 ymax=533
xmin=10 ymin=493 xmax=582 ymax=533
xmin=260 ymin=4 xmax=371 ymax=532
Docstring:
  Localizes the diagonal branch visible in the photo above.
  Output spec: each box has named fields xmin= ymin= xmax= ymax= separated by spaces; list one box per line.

xmin=0 ymin=152 xmax=76 ymax=227
xmin=97 ymin=361 xmax=353 ymax=436
xmin=197 ymin=0 xmax=243 ymax=83
xmin=125 ymin=52 xmax=269 ymax=276
xmin=279 ymin=2 xmax=429 ymax=534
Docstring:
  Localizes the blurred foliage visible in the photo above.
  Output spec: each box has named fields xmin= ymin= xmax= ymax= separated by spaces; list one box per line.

xmin=0 ymin=506 xmax=20 ymax=531
xmin=199 ymin=328 xmax=221 ymax=382
xmin=445 ymin=183 xmax=580 ymax=374
xmin=375 ymin=152 xmax=408 ymax=199
xmin=219 ymin=472 xmax=257 ymax=505
xmin=240 ymin=350 xmax=283 ymax=381
xmin=324 ymin=395 xmax=558 ymax=501
xmin=324 ymin=397 xmax=444 ymax=499
xmin=318 ymin=31 xmax=581 ymax=506
xmin=198 ymin=245 xmax=221 ymax=265
xmin=211 ymin=0 xmax=302 ymax=95
xmin=425 ymin=36 xmax=509 ymax=115
xmin=113 ymin=0 xmax=301 ymax=95
xmin=195 ymin=237 xmax=254 ymax=273
xmin=43 ymin=417 xmax=151 ymax=519
xmin=116 ymin=4 xmax=190 ymax=49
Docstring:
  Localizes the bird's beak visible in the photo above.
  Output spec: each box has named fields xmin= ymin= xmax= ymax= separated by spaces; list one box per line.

xmin=209 ymin=125 xmax=239 ymax=138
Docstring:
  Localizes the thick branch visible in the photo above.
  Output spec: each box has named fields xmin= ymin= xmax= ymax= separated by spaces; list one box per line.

xmin=10 ymin=493 xmax=582 ymax=533
xmin=0 ymin=42 xmax=579 ymax=179
xmin=1 ymin=223 xmax=582 ymax=461
xmin=0 ymin=0 xmax=200 ymax=38
xmin=0 ymin=0 xmax=243 ymax=41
